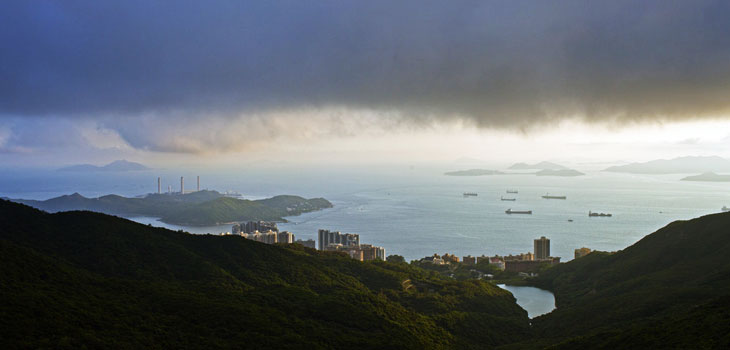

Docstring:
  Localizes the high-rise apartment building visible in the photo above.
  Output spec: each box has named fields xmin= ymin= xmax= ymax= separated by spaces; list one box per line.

xmin=318 ymin=229 xmax=359 ymax=250
xmin=534 ymin=236 xmax=550 ymax=260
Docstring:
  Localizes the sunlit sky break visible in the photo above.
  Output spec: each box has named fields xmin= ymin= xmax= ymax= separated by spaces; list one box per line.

xmin=2 ymin=1 xmax=730 ymax=168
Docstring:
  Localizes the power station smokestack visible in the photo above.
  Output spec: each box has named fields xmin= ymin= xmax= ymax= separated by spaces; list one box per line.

xmin=197 ymin=176 xmax=200 ymax=192
xmin=180 ymin=176 xmax=184 ymax=194
xmin=157 ymin=177 xmax=161 ymax=194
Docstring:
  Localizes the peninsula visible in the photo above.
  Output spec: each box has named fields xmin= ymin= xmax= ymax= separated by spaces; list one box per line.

xmin=9 ymin=190 xmax=332 ymax=226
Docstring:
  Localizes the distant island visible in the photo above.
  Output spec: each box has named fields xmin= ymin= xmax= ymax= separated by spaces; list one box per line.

xmin=603 ymin=156 xmax=730 ymax=174
xmin=535 ymin=169 xmax=584 ymax=177
xmin=445 ymin=167 xmax=583 ymax=177
xmin=508 ymin=161 xmax=567 ymax=170
xmin=58 ymin=159 xmax=150 ymax=172
xmin=680 ymin=172 xmax=730 ymax=182
xmin=9 ymin=190 xmax=332 ymax=226
xmin=444 ymin=169 xmax=504 ymax=176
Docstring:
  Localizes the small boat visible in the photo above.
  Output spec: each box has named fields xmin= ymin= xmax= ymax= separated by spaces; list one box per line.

xmin=542 ymin=193 xmax=567 ymax=200
xmin=463 ymin=192 xmax=478 ymax=197
xmin=501 ymin=196 xmax=516 ymax=201
xmin=722 ymin=206 xmax=729 ymax=212
xmin=589 ymin=211 xmax=612 ymax=217
xmin=505 ymin=208 xmax=532 ymax=215
xmin=568 ymin=219 xmax=573 ymax=222
xmin=506 ymin=190 xmax=518 ymax=194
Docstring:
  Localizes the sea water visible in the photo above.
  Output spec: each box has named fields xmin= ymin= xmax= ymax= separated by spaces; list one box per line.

xmin=2 ymin=166 xmax=728 ymax=262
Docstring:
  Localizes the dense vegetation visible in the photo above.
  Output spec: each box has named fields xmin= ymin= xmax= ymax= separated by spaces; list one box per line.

xmin=9 ymin=191 xmax=333 ymax=226
xmin=412 ymin=259 xmax=521 ymax=283
xmin=512 ymin=211 xmax=730 ymax=349
xmin=0 ymin=200 xmax=529 ymax=349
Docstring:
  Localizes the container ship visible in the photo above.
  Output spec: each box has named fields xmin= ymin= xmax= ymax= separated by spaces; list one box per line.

xmin=589 ymin=211 xmax=612 ymax=217
xmin=463 ymin=192 xmax=478 ymax=197
xmin=501 ymin=197 xmax=516 ymax=201
xmin=542 ymin=193 xmax=567 ymax=199
xmin=506 ymin=190 xmax=518 ymax=194
xmin=505 ymin=208 xmax=532 ymax=214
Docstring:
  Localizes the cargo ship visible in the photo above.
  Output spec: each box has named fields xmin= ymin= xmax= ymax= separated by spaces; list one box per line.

xmin=463 ymin=192 xmax=478 ymax=197
xmin=506 ymin=190 xmax=518 ymax=194
xmin=501 ymin=197 xmax=516 ymax=201
xmin=589 ymin=211 xmax=612 ymax=217
xmin=542 ymin=193 xmax=567 ymax=199
xmin=505 ymin=208 xmax=532 ymax=214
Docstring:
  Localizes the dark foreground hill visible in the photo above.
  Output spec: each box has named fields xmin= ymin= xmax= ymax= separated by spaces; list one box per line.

xmin=9 ymin=191 xmax=332 ymax=226
xmin=0 ymin=200 xmax=529 ymax=349
xmin=511 ymin=211 xmax=730 ymax=349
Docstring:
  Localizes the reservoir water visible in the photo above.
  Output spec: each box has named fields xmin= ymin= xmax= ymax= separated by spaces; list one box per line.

xmin=498 ymin=284 xmax=556 ymax=318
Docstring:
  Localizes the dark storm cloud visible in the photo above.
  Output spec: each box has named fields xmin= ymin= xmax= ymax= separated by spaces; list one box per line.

xmin=2 ymin=0 xmax=730 ymax=129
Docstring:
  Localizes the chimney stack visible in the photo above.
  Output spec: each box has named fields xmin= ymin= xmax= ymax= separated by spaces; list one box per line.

xmin=197 ymin=176 xmax=200 ymax=191
xmin=180 ymin=176 xmax=184 ymax=194
xmin=157 ymin=177 xmax=161 ymax=194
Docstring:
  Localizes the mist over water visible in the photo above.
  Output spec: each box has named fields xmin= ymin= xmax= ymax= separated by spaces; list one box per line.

xmin=2 ymin=166 xmax=728 ymax=262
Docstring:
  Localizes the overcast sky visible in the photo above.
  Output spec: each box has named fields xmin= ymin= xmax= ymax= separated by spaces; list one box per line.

xmin=2 ymin=1 xmax=730 ymax=167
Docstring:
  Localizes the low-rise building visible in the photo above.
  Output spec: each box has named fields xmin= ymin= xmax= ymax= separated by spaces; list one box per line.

xmin=421 ymin=254 xmax=446 ymax=265
xmin=476 ymin=255 xmax=490 ymax=264
xmin=462 ymin=255 xmax=476 ymax=265
xmin=489 ymin=257 xmax=505 ymax=270
xmin=504 ymin=252 xmax=534 ymax=261
xmin=441 ymin=253 xmax=459 ymax=263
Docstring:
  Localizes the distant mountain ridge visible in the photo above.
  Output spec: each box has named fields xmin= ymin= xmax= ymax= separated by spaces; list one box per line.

xmin=9 ymin=190 xmax=332 ymax=226
xmin=444 ymin=169 xmax=504 ymax=176
xmin=535 ymin=169 xmax=584 ymax=177
xmin=58 ymin=159 xmax=150 ymax=172
xmin=508 ymin=161 xmax=567 ymax=170
xmin=603 ymin=156 xmax=730 ymax=174
xmin=444 ymin=166 xmax=583 ymax=177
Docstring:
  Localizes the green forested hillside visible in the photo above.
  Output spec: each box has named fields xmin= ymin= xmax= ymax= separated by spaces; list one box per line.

xmin=0 ymin=200 xmax=529 ymax=349
xmin=9 ymin=191 xmax=333 ymax=226
xmin=515 ymin=211 xmax=730 ymax=349
xmin=5 ymin=197 xmax=730 ymax=349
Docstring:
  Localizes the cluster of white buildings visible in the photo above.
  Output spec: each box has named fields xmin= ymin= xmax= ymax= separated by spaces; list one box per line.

xmin=317 ymin=229 xmax=386 ymax=261
xmin=220 ymin=221 xmax=315 ymax=248
xmin=222 ymin=226 xmax=387 ymax=262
